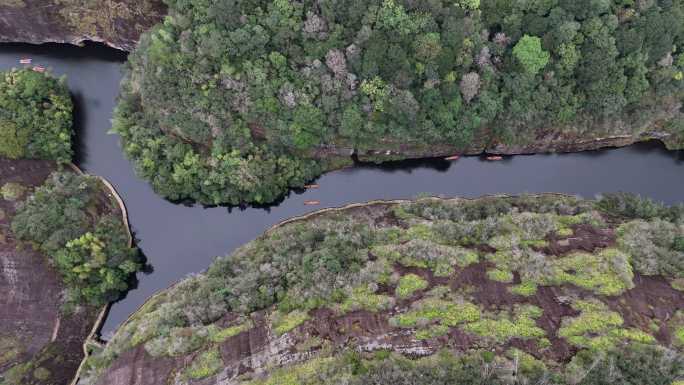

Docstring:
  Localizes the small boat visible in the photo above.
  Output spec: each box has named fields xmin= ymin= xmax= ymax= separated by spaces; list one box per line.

xmin=304 ymin=200 xmax=320 ymax=206
xmin=444 ymin=155 xmax=460 ymax=161
xmin=304 ymin=184 xmax=320 ymax=189
xmin=19 ymin=58 xmax=32 ymax=64
xmin=32 ymin=66 xmax=45 ymax=73
xmin=486 ymin=155 xmax=503 ymax=161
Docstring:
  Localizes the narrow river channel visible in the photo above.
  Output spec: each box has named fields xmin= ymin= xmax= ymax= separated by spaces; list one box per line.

xmin=1 ymin=42 xmax=683 ymax=337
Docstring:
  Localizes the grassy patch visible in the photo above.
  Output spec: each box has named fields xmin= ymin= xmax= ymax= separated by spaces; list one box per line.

xmin=272 ymin=310 xmax=310 ymax=336
xmin=559 ymin=300 xmax=656 ymax=351
xmin=184 ymin=348 xmax=223 ymax=380
xmin=339 ymin=285 xmax=394 ymax=313
xmin=1 ymin=182 xmax=26 ymax=201
xmin=464 ymin=305 xmax=545 ymax=343
xmin=391 ymin=297 xmax=480 ymax=329
xmin=487 ymin=268 xmax=514 ymax=283
xmin=509 ymin=281 xmax=538 ymax=296
xmin=209 ymin=320 xmax=253 ymax=343
xmin=395 ymin=274 xmax=429 ymax=299
xmin=549 ymin=249 xmax=634 ymax=296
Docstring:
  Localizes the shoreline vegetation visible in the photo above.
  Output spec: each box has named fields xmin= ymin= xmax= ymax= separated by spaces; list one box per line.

xmin=0 ymin=68 xmax=139 ymax=385
xmin=113 ymin=0 xmax=684 ymax=205
xmin=81 ymin=193 xmax=684 ymax=385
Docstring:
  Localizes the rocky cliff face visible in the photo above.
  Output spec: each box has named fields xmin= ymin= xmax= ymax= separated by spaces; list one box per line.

xmin=0 ymin=0 xmax=165 ymax=51
xmin=82 ymin=196 xmax=684 ymax=385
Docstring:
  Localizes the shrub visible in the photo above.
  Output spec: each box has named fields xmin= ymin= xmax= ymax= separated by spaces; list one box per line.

xmin=395 ymin=274 xmax=428 ymax=299
xmin=617 ymin=219 xmax=684 ymax=278
xmin=272 ymin=310 xmax=310 ymax=336
xmin=184 ymin=348 xmax=223 ymax=380
xmin=1 ymin=182 xmax=26 ymax=201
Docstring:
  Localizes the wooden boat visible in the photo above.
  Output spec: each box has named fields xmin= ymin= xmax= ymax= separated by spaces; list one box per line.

xmin=304 ymin=200 xmax=320 ymax=206
xmin=486 ymin=155 xmax=503 ymax=161
xmin=304 ymin=184 xmax=320 ymax=189
xmin=19 ymin=58 xmax=32 ymax=64
xmin=444 ymin=155 xmax=460 ymax=161
xmin=32 ymin=66 xmax=45 ymax=73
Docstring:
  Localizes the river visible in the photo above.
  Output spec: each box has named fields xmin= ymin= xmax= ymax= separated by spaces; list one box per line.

xmin=1 ymin=42 xmax=682 ymax=337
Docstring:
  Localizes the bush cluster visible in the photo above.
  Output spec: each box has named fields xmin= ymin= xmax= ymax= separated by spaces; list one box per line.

xmin=11 ymin=172 xmax=140 ymax=305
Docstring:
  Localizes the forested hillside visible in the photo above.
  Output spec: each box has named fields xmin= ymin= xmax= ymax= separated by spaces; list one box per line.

xmin=82 ymin=194 xmax=684 ymax=385
xmin=0 ymin=69 xmax=140 ymax=385
xmin=114 ymin=0 xmax=684 ymax=205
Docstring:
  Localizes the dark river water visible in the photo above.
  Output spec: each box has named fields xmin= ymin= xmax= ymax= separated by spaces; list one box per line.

xmin=1 ymin=42 xmax=683 ymax=337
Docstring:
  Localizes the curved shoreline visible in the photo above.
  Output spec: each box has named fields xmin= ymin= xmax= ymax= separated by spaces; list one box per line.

xmin=67 ymin=162 xmax=135 ymax=385
xmin=101 ymin=193 xmax=577 ymax=350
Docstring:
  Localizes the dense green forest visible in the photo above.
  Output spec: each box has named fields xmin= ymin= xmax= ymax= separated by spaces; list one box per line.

xmin=115 ymin=0 xmax=684 ymax=205
xmin=0 ymin=69 xmax=141 ymax=306
xmin=11 ymin=172 xmax=141 ymax=306
xmin=0 ymin=69 xmax=73 ymax=162
xmin=81 ymin=194 xmax=684 ymax=384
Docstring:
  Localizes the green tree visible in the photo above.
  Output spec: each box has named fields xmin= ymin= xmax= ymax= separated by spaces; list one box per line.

xmin=513 ymin=35 xmax=550 ymax=75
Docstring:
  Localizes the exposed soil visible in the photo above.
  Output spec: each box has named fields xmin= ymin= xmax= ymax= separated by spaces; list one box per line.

xmin=544 ymin=224 xmax=616 ymax=256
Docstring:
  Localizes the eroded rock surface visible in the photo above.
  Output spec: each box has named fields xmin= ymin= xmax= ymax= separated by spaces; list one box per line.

xmin=0 ymin=0 xmax=165 ymax=51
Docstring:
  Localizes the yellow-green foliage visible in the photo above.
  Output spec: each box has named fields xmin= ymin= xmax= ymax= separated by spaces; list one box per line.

xmin=415 ymin=324 xmax=450 ymax=340
xmin=549 ymin=249 xmax=634 ymax=295
xmin=0 ymin=0 xmax=26 ymax=7
xmin=487 ymin=268 xmax=514 ymax=283
xmin=184 ymin=348 xmax=223 ymax=379
xmin=391 ymin=297 xmax=481 ymax=328
xmin=669 ymin=311 xmax=684 ymax=346
xmin=32 ymin=367 xmax=50 ymax=381
xmin=510 ymin=281 xmax=538 ymax=296
xmin=248 ymin=357 xmax=334 ymax=385
xmin=671 ymin=279 xmax=684 ymax=291
xmin=339 ymin=285 xmax=394 ymax=313
xmin=505 ymin=348 xmax=547 ymax=377
xmin=559 ymin=300 xmax=655 ymax=350
xmin=0 ymin=335 xmax=23 ymax=366
xmin=1 ymin=182 xmax=26 ymax=201
xmin=272 ymin=310 xmax=310 ymax=336
xmin=395 ymin=274 xmax=429 ymax=299
xmin=464 ymin=305 xmax=545 ymax=343
xmin=209 ymin=320 xmax=253 ymax=343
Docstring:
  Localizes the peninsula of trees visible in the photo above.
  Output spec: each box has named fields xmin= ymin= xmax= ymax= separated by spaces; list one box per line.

xmin=115 ymin=0 xmax=684 ymax=205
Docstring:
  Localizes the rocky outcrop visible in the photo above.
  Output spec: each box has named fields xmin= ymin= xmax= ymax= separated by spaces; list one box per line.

xmin=85 ymin=195 xmax=684 ymax=385
xmin=0 ymin=0 xmax=165 ymax=51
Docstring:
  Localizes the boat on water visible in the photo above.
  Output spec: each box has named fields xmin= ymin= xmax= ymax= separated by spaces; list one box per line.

xmin=32 ymin=66 xmax=45 ymax=73
xmin=19 ymin=58 xmax=32 ymax=64
xmin=304 ymin=200 xmax=321 ymax=206
xmin=444 ymin=155 xmax=460 ymax=161
xmin=486 ymin=155 xmax=503 ymax=161
xmin=304 ymin=184 xmax=320 ymax=189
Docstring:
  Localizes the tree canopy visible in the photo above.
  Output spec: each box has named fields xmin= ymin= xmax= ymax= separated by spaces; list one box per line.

xmin=114 ymin=0 xmax=684 ymax=205
xmin=0 ymin=69 xmax=73 ymax=162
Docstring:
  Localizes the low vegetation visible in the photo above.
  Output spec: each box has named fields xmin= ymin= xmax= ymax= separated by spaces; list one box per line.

xmin=81 ymin=194 xmax=684 ymax=384
xmin=0 ymin=69 xmax=72 ymax=162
